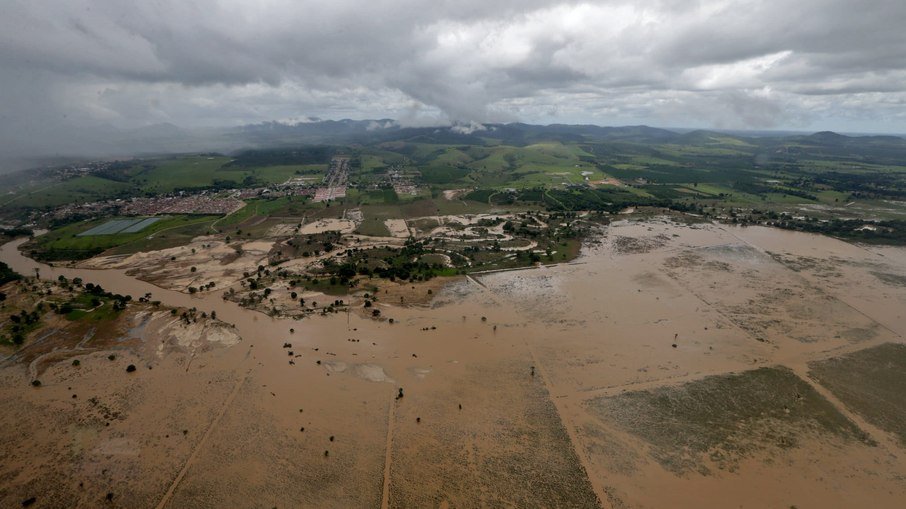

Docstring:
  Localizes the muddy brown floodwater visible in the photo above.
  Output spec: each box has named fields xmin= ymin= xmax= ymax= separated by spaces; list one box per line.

xmin=2 ymin=218 xmax=906 ymax=508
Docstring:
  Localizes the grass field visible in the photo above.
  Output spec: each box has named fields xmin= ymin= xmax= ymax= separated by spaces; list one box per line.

xmin=26 ymin=215 xmax=218 ymax=260
xmin=134 ymin=157 xmax=328 ymax=192
xmin=0 ymin=155 xmax=330 ymax=215
xmin=1 ymin=175 xmax=134 ymax=210
xmin=354 ymin=217 xmax=392 ymax=236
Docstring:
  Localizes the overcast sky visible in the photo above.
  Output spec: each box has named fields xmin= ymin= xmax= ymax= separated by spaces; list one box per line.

xmin=3 ymin=0 xmax=906 ymax=157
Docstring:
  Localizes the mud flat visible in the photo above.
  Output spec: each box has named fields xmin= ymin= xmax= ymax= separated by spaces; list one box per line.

xmin=2 ymin=217 xmax=906 ymax=508
xmin=0 ymin=330 xmax=245 ymax=507
xmin=389 ymin=359 xmax=599 ymax=508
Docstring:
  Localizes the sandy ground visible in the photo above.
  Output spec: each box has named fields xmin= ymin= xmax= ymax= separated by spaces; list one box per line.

xmin=383 ymin=219 xmax=409 ymax=238
xmin=441 ymin=189 xmax=468 ymax=201
xmin=591 ymin=177 xmax=625 ymax=187
xmin=266 ymin=223 xmax=300 ymax=237
xmin=2 ymin=218 xmax=906 ymax=508
xmin=299 ymin=218 xmax=355 ymax=235
xmin=79 ymin=237 xmax=273 ymax=294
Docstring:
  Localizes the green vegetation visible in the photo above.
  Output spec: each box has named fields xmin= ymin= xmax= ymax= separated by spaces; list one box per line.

xmin=0 ymin=175 xmax=134 ymax=211
xmin=59 ymin=289 xmax=128 ymax=322
xmin=321 ymin=238 xmax=460 ymax=284
xmin=5 ymin=124 xmax=906 ymax=256
xmin=25 ymin=215 xmax=218 ymax=261
xmin=736 ymin=214 xmax=906 ymax=245
xmin=0 ymin=154 xmax=329 ymax=216
xmin=1 ymin=305 xmax=41 ymax=346
xmin=0 ymin=261 xmax=21 ymax=286
xmin=1 ymin=276 xmax=133 ymax=347
xmin=354 ymin=217 xmax=392 ymax=237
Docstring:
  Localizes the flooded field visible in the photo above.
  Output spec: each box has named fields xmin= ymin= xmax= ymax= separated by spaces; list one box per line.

xmin=2 ymin=218 xmax=906 ymax=508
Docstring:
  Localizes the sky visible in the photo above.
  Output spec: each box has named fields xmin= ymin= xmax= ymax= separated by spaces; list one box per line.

xmin=2 ymin=0 xmax=906 ymax=162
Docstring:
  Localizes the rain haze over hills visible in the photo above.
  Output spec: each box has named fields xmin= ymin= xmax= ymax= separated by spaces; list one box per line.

xmin=3 ymin=0 xmax=906 ymax=169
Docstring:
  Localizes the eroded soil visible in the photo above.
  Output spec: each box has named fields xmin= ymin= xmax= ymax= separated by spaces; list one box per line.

xmin=2 ymin=218 xmax=906 ymax=508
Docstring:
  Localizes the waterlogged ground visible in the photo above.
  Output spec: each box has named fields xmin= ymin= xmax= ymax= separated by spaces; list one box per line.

xmin=2 ymin=218 xmax=906 ymax=508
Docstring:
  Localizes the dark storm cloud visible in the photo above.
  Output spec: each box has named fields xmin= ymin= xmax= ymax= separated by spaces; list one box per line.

xmin=2 ymin=0 xmax=906 ymax=164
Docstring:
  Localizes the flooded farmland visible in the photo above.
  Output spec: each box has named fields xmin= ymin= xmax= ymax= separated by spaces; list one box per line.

xmin=2 ymin=218 xmax=906 ymax=508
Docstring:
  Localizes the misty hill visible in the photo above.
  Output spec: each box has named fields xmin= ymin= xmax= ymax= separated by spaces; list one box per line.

xmin=2 ymin=118 xmax=905 ymax=174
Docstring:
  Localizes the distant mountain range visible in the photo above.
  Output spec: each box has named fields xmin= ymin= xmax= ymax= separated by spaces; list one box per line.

xmin=2 ymin=119 xmax=905 ymax=173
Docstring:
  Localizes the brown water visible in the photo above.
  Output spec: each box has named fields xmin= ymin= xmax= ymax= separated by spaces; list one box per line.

xmin=2 ymin=220 xmax=906 ymax=508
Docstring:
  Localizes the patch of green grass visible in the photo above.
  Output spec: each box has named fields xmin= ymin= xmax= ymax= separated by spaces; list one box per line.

xmin=139 ymin=156 xmax=239 ymax=192
xmin=250 ymin=164 xmax=326 ymax=185
xmin=420 ymin=165 xmax=471 ymax=184
xmin=109 ymin=219 xmax=219 ymax=254
xmin=219 ymin=197 xmax=317 ymax=228
xmin=65 ymin=300 xmax=120 ymax=322
xmin=26 ymin=215 xmax=218 ymax=260
xmin=4 ymin=175 xmax=133 ymax=210
xmin=300 ymin=278 xmax=349 ymax=296
xmin=628 ymin=155 xmax=683 ymax=166
xmin=355 ymin=218 xmax=392 ymax=237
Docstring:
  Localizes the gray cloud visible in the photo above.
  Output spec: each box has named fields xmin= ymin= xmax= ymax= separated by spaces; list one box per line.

xmin=2 ymin=0 xmax=906 ymax=165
